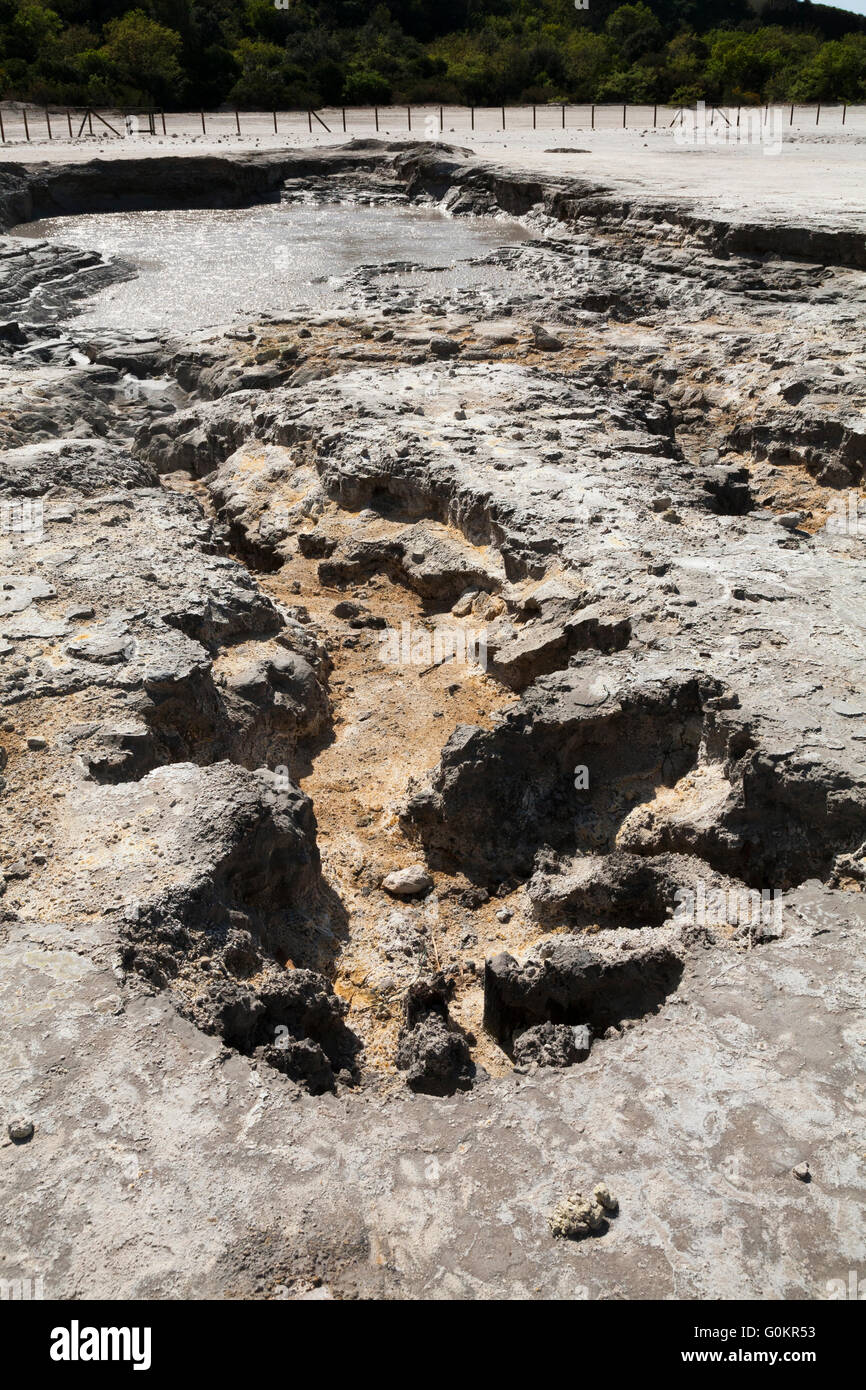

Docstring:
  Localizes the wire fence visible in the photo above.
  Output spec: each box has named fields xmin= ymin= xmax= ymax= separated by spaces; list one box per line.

xmin=0 ymin=102 xmax=862 ymax=146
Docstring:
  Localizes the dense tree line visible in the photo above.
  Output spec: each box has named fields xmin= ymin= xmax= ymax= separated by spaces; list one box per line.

xmin=1 ymin=1 xmax=865 ymax=110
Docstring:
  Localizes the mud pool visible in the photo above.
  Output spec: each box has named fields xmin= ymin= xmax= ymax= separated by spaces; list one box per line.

xmin=12 ymin=200 xmax=529 ymax=331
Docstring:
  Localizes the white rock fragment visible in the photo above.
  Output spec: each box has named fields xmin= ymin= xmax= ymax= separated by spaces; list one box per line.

xmin=548 ymin=1193 xmax=605 ymax=1240
xmin=382 ymin=864 xmax=433 ymax=897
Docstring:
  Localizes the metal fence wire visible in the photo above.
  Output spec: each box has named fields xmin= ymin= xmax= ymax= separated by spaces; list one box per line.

xmin=0 ymin=102 xmax=860 ymax=145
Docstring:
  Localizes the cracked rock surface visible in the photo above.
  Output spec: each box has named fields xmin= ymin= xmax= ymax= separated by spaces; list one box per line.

xmin=0 ymin=143 xmax=864 ymax=1300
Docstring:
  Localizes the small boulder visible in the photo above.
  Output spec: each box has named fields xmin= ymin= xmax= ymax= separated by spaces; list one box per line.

xmin=512 ymin=1021 xmax=590 ymax=1069
xmin=593 ymin=1183 xmax=619 ymax=1213
xmin=548 ymin=1183 xmax=619 ymax=1239
xmin=382 ymin=864 xmax=433 ymax=897
xmin=395 ymin=974 xmax=473 ymax=1096
xmin=548 ymin=1193 xmax=605 ymax=1240
xmin=429 ymin=337 xmax=461 ymax=359
xmin=532 ymin=326 xmax=564 ymax=351
xmin=396 ymin=1013 xmax=472 ymax=1096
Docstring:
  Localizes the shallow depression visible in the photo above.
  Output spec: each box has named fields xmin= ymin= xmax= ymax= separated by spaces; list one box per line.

xmin=12 ymin=201 xmax=529 ymax=331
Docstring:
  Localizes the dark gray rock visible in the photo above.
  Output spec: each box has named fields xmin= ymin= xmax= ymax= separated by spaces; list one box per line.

xmin=512 ymin=1021 xmax=590 ymax=1068
xmin=395 ymin=974 xmax=474 ymax=1096
xmin=484 ymin=939 xmax=683 ymax=1052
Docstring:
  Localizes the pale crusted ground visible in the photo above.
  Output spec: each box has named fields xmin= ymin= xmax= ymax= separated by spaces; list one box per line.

xmin=3 ymin=889 xmax=863 ymax=1299
xmin=1 ymin=109 xmax=865 ymax=228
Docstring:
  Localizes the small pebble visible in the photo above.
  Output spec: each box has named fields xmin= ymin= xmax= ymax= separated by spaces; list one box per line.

xmin=382 ymin=864 xmax=433 ymax=897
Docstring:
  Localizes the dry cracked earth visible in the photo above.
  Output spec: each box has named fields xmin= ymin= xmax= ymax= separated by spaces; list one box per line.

xmin=0 ymin=142 xmax=864 ymax=1301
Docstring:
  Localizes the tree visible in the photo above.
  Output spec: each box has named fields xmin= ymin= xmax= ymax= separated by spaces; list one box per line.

xmin=704 ymin=27 xmax=817 ymax=103
xmin=563 ymin=31 xmax=613 ymax=100
xmin=605 ymin=3 xmax=663 ymax=65
xmin=229 ymin=38 xmax=320 ymax=107
xmin=7 ymin=2 xmax=62 ymax=61
xmin=2 ymin=0 xmax=866 ymax=108
xmin=343 ymin=64 xmax=391 ymax=103
xmin=789 ymin=34 xmax=866 ymax=102
xmin=100 ymin=9 xmax=184 ymax=102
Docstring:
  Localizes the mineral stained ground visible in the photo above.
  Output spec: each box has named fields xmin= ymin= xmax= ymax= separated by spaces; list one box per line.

xmin=1 ymin=141 xmax=864 ymax=1300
